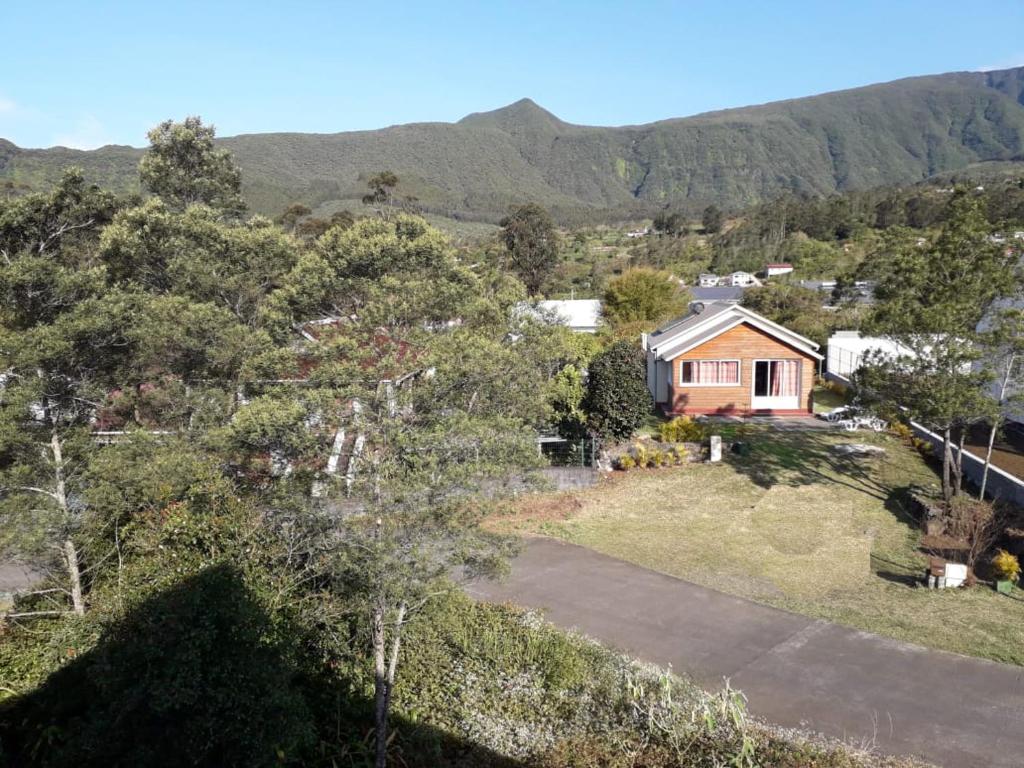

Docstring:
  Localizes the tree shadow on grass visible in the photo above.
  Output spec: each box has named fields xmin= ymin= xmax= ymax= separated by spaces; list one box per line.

xmin=726 ymin=430 xmax=898 ymax=500
xmin=0 ymin=564 xmax=525 ymax=768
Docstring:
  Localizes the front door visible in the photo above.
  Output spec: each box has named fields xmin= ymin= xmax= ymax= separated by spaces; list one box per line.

xmin=752 ymin=359 xmax=800 ymax=410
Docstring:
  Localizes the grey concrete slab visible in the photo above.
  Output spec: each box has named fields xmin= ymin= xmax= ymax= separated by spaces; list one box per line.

xmin=468 ymin=538 xmax=1024 ymax=768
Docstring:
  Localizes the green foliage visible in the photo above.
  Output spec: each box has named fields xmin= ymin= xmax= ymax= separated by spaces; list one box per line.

xmin=659 ymin=415 xmax=709 ymax=443
xmin=500 ymin=203 xmax=559 ymax=295
xmin=138 ymin=116 xmax=245 ymax=213
xmin=992 ymin=549 xmax=1021 ymax=582
xmin=702 ymin=204 xmax=723 ymax=234
xmin=602 ymin=268 xmax=688 ymax=329
xmin=741 ymin=282 xmax=839 ymax=347
xmin=583 ymin=341 xmax=652 ymax=441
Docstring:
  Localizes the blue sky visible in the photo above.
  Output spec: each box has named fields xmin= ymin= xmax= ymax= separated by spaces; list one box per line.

xmin=3 ymin=1 xmax=1024 ymax=149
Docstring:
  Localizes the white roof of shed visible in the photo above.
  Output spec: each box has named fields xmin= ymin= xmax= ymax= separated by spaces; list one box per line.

xmin=532 ymin=299 xmax=602 ymax=329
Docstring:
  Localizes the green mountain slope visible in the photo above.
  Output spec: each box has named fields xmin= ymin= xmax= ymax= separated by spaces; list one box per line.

xmin=3 ymin=66 xmax=1024 ymax=221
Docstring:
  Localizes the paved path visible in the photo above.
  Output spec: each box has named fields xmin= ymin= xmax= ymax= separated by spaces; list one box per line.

xmin=468 ymin=538 xmax=1024 ymax=768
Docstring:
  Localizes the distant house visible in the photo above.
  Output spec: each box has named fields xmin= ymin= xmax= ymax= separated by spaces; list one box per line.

xmin=728 ymin=271 xmax=760 ymax=288
xmin=765 ymin=263 xmax=794 ymax=277
xmin=625 ymin=228 xmax=650 ymax=238
xmin=642 ymin=302 xmax=822 ymax=416
xmin=698 ymin=273 xmax=720 ymax=287
xmin=523 ymin=299 xmax=602 ymax=333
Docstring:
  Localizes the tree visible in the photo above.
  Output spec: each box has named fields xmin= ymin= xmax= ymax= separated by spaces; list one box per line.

xmin=100 ymin=200 xmax=301 ymax=326
xmin=583 ymin=341 xmax=652 ymax=440
xmin=241 ymin=213 xmax=555 ymax=767
xmin=362 ymin=171 xmax=400 ymax=212
xmin=139 ymin=117 xmax=245 ymax=213
xmin=0 ymin=172 xmax=124 ymax=615
xmin=702 ymin=204 xmax=723 ymax=234
xmin=603 ymin=268 xmax=688 ymax=329
xmin=977 ymin=309 xmax=1024 ymax=498
xmin=741 ymin=283 xmax=834 ymax=347
xmin=652 ymin=211 xmax=687 ymax=236
xmin=278 ymin=203 xmax=311 ymax=232
xmin=862 ymin=193 xmax=1020 ymax=502
xmin=499 ymin=203 xmax=559 ymax=296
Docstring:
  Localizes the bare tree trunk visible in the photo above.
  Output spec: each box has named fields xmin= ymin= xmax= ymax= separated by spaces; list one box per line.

xmin=981 ymin=354 xmax=1014 ymax=500
xmin=980 ymin=417 xmax=1000 ymax=500
xmin=372 ymin=599 xmax=388 ymax=768
xmin=954 ymin=428 xmax=966 ymax=496
xmin=50 ymin=427 xmax=84 ymax=615
xmin=372 ymin=598 xmax=408 ymax=768
xmin=942 ymin=427 xmax=953 ymax=503
xmin=63 ymin=539 xmax=85 ymax=616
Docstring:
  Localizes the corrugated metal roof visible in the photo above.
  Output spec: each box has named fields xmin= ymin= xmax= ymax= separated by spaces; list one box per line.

xmin=690 ymin=286 xmax=745 ymax=302
xmin=649 ymin=301 xmax=733 ymax=342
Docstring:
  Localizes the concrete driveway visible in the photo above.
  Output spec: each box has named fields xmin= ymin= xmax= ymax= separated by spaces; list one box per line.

xmin=468 ymin=538 xmax=1024 ymax=768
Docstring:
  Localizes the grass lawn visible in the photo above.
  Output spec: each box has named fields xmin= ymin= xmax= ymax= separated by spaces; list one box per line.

xmin=493 ymin=428 xmax=1024 ymax=666
xmin=812 ymin=383 xmax=849 ymax=414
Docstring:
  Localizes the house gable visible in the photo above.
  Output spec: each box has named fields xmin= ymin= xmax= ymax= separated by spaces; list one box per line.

xmin=656 ymin=322 xmax=819 ymax=415
xmin=649 ymin=305 xmax=821 ymax=363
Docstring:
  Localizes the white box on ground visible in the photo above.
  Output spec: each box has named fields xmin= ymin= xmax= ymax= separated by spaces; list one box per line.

xmin=944 ymin=562 xmax=967 ymax=588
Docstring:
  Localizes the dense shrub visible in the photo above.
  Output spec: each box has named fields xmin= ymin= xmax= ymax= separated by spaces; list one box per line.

xmin=659 ymin=415 xmax=709 ymax=443
xmin=992 ymin=549 xmax=1021 ymax=582
xmin=583 ymin=341 xmax=652 ymax=441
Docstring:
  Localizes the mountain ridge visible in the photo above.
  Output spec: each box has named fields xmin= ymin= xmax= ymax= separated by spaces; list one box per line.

xmin=3 ymin=66 xmax=1024 ymax=221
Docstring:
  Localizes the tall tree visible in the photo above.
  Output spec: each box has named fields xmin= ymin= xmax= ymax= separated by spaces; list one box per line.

xmin=603 ymin=268 xmax=688 ymax=330
xmin=361 ymin=171 xmax=400 ymax=213
xmin=0 ymin=171 xmax=124 ymax=615
xmin=139 ymin=117 xmax=245 ymax=213
xmin=977 ymin=308 xmax=1024 ymax=498
xmin=249 ymin=214 xmax=552 ymax=767
xmin=862 ymin=192 xmax=1020 ymax=502
xmin=583 ymin=341 xmax=652 ymax=440
xmin=702 ymin=204 xmax=724 ymax=234
xmin=499 ymin=203 xmax=559 ymax=296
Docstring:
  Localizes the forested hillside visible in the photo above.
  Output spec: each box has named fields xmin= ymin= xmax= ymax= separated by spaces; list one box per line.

xmin=3 ymin=66 xmax=1024 ymax=221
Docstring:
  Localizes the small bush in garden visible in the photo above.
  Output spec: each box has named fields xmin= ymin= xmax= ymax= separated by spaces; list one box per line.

xmin=617 ymin=455 xmax=636 ymax=471
xmin=659 ymin=416 xmax=708 ymax=443
xmin=890 ymin=422 xmax=913 ymax=442
xmin=671 ymin=445 xmax=688 ymax=464
xmin=992 ymin=549 xmax=1021 ymax=582
xmin=634 ymin=444 xmax=651 ymax=468
xmin=910 ymin=437 xmax=933 ymax=455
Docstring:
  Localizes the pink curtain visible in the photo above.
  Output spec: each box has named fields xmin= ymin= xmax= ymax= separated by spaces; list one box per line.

xmin=685 ymin=361 xmax=739 ymax=384
xmin=769 ymin=361 xmax=799 ymax=396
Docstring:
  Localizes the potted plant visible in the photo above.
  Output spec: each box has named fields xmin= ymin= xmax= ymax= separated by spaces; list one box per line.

xmin=991 ymin=549 xmax=1020 ymax=595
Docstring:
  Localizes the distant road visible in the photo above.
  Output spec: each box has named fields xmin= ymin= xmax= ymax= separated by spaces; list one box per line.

xmin=469 ymin=538 xmax=1024 ymax=768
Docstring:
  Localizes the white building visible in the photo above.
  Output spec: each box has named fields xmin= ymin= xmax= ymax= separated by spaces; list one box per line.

xmin=698 ymin=273 xmax=720 ymax=287
xmin=729 ymin=271 xmax=760 ymax=288
xmin=825 ymin=331 xmax=915 ymax=386
xmin=765 ymin=263 xmax=794 ymax=277
xmin=524 ymin=299 xmax=602 ymax=333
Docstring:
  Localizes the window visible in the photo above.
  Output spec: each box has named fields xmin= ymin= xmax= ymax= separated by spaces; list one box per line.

xmin=753 ymin=360 xmax=800 ymax=398
xmin=680 ymin=359 xmax=740 ymax=385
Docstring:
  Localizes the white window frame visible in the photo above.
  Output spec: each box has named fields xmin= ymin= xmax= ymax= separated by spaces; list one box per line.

xmin=679 ymin=359 xmax=742 ymax=387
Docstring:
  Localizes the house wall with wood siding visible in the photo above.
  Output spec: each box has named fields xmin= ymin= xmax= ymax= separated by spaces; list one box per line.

xmin=664 ymin=323 xmax=817 ymax=415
